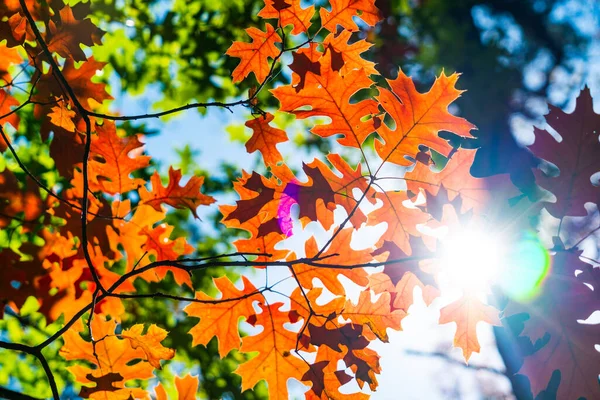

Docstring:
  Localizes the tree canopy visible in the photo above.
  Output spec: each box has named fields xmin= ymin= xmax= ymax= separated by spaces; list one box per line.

xmin=0 ymin=1 xmax=598 ymax=399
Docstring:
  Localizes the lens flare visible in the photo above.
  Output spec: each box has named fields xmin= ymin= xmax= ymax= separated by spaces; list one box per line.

xmin=439 ymin=228 xmax=505 ymax=292
xmin=497 ymin=231 xmax=550 ymax=301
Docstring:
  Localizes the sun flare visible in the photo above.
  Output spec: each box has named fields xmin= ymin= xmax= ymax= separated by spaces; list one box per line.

xmin=439 ymin=228 xmax=506 ymax=292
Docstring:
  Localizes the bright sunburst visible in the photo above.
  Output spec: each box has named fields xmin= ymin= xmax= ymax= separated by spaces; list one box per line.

xmin=438 ymin=227 xmax=506 ymax=292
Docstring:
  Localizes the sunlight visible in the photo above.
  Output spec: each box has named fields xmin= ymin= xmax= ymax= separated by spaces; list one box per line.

xmin=439 ymin=228 xmax=505 ymax=292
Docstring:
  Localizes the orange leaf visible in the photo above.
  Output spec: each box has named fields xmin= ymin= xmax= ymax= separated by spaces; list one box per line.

xmin=48 ymin=103 xmax=76 ymax=132
xmin=439 ymin=295 xmax=500 ymax=361
xmin=290 ymin=287 xmax=345 ymax=327
xmin=258 ymin=0 xmax=314 ymax=35
xmin=0 ymin=89 xmax=19 ymax=138
xmin=0 ymin=43 xmax=22 ymax=81
xmin=303 ymin=346 xmax=370 ymax=400
xmin=304 ymin=154 xmax=374 ymax=227
xmin=342 ymin=290 xmax=404 ymax=342
xmin=294 ymin=229 xmax=372 ymax=295
xmin=121 ymin=324 xmax=175 ymax=369
xmin=235 ymin=302 xmax=308 ymax=399
xmin=60 ymin=318 xmax=172 ymax=399
xmin=89 ymin=121 xmax=150 ymax=194
xmin=140 ymin=167 xmax=215 ymax=218
xmin=367 ymin=190 xmax=430 ymax=253
xmin=375 ymin=70 xmax=475 ymax=166
xmin=47 ymin=5 xmax=104 ymax=62
xmin=174 ymin=374 xmax=200 ymax=400
xmin=405 ymin=149 xmax=492 ymax=215
xmin=36 ymin=57 xmax=112 ymax=109
xmin=319 ymin=0 xmax=381 ymax=32
xmin=184 ymin=276 xmax=260 ymax=357
xmin=245 ymin=112 xmax=288 ymax=168
xmin=323 ymin=30 xmax=376 ymax=76
xmin=226 ymin=23 xmax=282 ymax=83
xmin=108 ymin=201 xmax=193 ymax=286
xmin=272 ymin=53 xmax=378 ymax=148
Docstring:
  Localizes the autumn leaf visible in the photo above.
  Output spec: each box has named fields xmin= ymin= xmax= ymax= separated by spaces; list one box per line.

xmin=222 ymin=171 xmax=286 ymax=236
xmin=235 ymin=302 xmax=308 ymax=399
xmin=302 ymin=154 xmax=375 ymax=227
xmin=226 ymin=23 xmax=282 ymax=83
xmin=258 ymin=0 xmax=314 ymax=35
xmin=36 ymin=57 xmax=113 ymax=109
xmin=78 ymin=373 xmax=123 ymax=399
xmin=342 ymin=290 xmax=404 ymax=342
xmin=503 ymin=250 xmax=600 ymax=399
xmin=0 ymin=169 xmax=43 ymax=228
xmin=0 ymin=89 xmax=20 ymax=139
xmin=272 ymin=53 xmax=379 ymax=148
xmin=323 ymin=30 xmax=377 ymax=76
xmin=108 ymin=201 xmax=194 ymax=286
xmin=48 ymin=103 xmax=76 ymax=132
xmin=60 ymin=318 xmax=173 ymax=399
xmin=156 ymin=374 xmax=199 ymax=400
xmin=367 ymin=190 xmax=430 ymax=253
xmin=185 ymin=276 xmax=260 ymax=358
xmin=88 ymin=121 xmax=150 ymax=194
xmin=46 ymin=5 xmax=104 ymax=62
xmin=140 ymin=167 xmax=215 ymax=218
xmin=405 ymin=149 xmax=492 ymax=214
xmin=375 ymin=70 xmax=475 ymax=166
xmin=289 ymin=287 xmax=345 ymax=327
xmin=319 ymin=0 xmax=381 ymax=32
xmin=529 ymin=86 xmax=600 ymax=217
xmin=121 ymin=324 xmax=176 ymax=369
xmin=439 ymin=295 xmax=500 ymax=361
xmin=303 ymin=347 xmax=370 ymax=400
xmin=294 ymin=229 xmax=372 ymax=295
xmin=244 ymin=112 xmax=288 ymax=168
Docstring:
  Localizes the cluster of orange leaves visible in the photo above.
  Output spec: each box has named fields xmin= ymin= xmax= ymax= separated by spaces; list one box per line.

xmin=0 ymin=0 xmax=598 ymax=399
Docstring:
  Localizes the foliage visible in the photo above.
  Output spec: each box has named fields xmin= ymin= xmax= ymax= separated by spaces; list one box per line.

xmin=0 ymin=1 xmax=598 ymax=400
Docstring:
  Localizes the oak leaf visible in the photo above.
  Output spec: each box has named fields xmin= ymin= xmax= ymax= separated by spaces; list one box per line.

xmin=47 ymin=5 xmax=104 ymax=62
xmin=226 ymin=23 xmax=282 ymax=83
xmin=258 ymin=0 xmax=314 ymax=35
xmin=0 ymin=169 xmax=43 ymax=228
xmin=235 ymin=302 xmax=308 ymax=400
xmin=294 ymin=229 xmax=372 ymax=295
xmin=272 ymin=53 xmax=379 ymax=148
xmin=140 ymin=167 xmax=215 ymax=218
xmin=375 ymin=70 xmax=475 ymax=166
xmin=529 ymin=86 xmax=600 ymax=217
xmin=503 ymin=250 xmax=600 ymax=399
xmin=89 ymin=122 xmax=150 ymax=194
xmin=439 ymin=295 xmax=500 ymax=361
xmin=323 ymin=30 xmax=377 ymax=76
xmin=60 ymin=318 xmax=173 ymax=399
xmin=184 ymin=276 xmax=260 ymax=357
xmin=405 ymin=149 xmax=491 ymax=214
xmin=156 ymin=374 xmax=199 ymax=400
xmin=108 ymin=201 xmax=193 ymax=286
xmin=0 ymin=89 xmax=20 ymax=139
xmin=36 ymin=57 xmax=112 ymax=109
xmin=289 ymin=50 xmax=321 ymax=92
xmin=342 ymin=290 xmax=404 ymax=342
xmin=367 ymin=190 xmax=430 ymax=253
xmin=289 ymin=287 xmax=345 ymax=327
xmin=121 ymin=324 xmax=176 ymax=369
xmin=245 ymin=112 xmax=288 ymax=168
xmin=319 ymin=0 xmax=381 ymax=32
xmin=48 ymin=103 xmax=76 ymax=132
xmin=303 ymin=346 xmax=370 ymax=400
